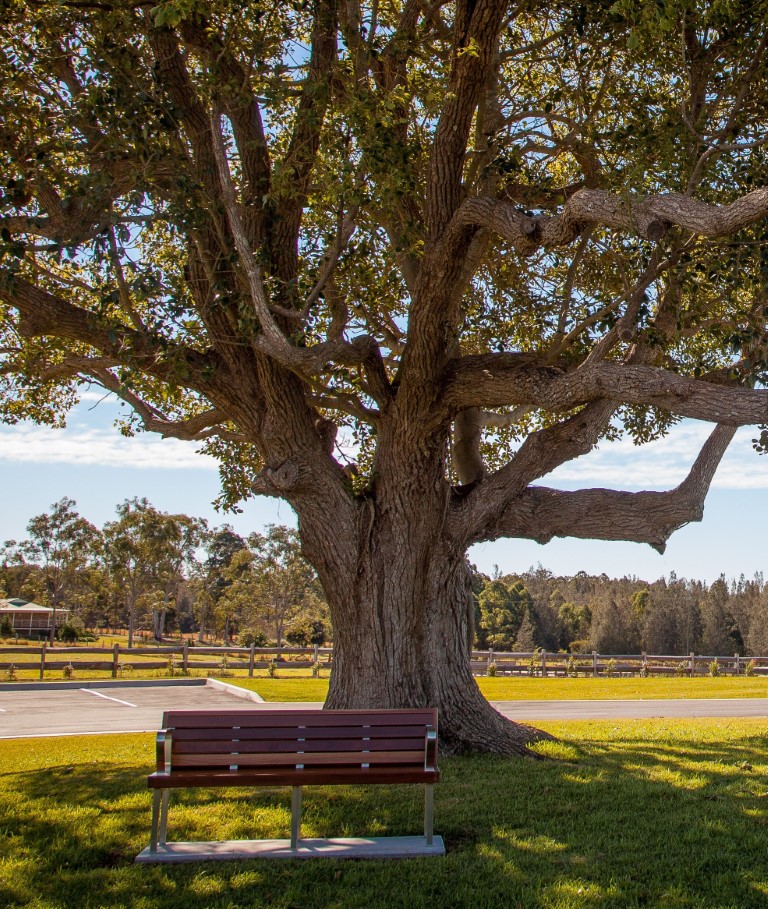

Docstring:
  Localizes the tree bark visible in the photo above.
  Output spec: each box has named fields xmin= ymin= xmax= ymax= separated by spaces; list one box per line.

xmin=305 ymin=460 xmax=550 ymax=755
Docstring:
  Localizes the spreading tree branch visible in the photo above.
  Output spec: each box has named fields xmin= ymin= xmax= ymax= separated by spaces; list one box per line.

xmin=474 ymin=424 xmax=737 ymax=552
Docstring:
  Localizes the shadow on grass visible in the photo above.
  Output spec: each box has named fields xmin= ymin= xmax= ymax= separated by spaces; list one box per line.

xmin=2 ymin=734 xmax=768 ymax=908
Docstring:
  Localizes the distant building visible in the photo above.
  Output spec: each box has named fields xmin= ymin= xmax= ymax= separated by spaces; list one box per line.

xmin=0 ymin=598 xmax=70 ymax=637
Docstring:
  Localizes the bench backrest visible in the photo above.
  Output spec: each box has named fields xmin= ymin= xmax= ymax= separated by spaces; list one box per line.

xmin=157 ymin=708 xmax=438 ymax=774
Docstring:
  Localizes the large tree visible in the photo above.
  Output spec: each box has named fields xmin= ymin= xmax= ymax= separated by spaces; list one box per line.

xmin=4 ymin=1 xmax=768 ymax=751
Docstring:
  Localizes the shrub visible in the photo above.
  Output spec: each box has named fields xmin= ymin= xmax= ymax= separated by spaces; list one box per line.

xmin=311 ymin=660 xmax=321 ymax=678
xmin=486 ymin=660 xmax=497 ymax=677
xmin=167 ymin=654 xmax=178 ymax=676
xmin=59 ymin=622 xmax=81 ymax=643
xmin=116 ymin=662 xmax=133 ymax=677
xmin=5 ymin=662 xmax=17 ymax=681
xmin=62 ymin=663 xmax=75 ymax=679
xmin=744 ymin=659 xmax=757 ymax=677
xmin=708 ymin=659 xmax=720 ymax=678
xmin=675 ymin=660 xmax=688 ymax=677
xmin=267 ymin=659 xmax=278 ymax=678
xmin=239 ymin=629 xmax=268 ymax=648
xmin=286 ymin=620 xmax=327 ymax=647
xmin=0 ymin=616 xmax=13 ymax=638
xmin=566 ymin=655 xmax=579 ymax=677
xmin=603 ymin=658 xmax=617 ymax=677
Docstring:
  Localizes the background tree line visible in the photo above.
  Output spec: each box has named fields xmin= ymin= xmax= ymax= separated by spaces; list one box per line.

xmin=4 ymin=496 xmax=767 ymax=657
xmin=0 ymin=498 xmax=329 ymax=647
xmin=472 ymin=565 xmax=768 ymax=658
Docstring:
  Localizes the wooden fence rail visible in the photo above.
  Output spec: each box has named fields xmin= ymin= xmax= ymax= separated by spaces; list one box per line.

xmin=0 ymin=643 xmax=766 ymax=679
xmin=0 ymin=643 xmax=333 ymax=678
xmin=469 ymin=649 xmax=768 ymax=678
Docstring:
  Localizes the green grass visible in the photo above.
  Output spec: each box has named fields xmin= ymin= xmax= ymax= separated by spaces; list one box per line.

xmin=475 ymin=675 xmax=768 ymax=700
xmin=2 ymin=720 xmax=768 ymax=908
xmin=223 ymin=674 xmax=768 ymax=703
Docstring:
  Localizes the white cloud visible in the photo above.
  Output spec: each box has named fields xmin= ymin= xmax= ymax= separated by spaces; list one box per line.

xmin=0 ymin=422 xmax=217 ymax=471
xmin=547 ymin=424 xmax=768 ymax=490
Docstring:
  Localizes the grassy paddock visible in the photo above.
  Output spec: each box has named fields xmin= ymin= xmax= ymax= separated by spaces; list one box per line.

xmin=2 ymin=720 xmax=768 ymax=908
xmin=225 ymin=674 xmax=768 ymax=703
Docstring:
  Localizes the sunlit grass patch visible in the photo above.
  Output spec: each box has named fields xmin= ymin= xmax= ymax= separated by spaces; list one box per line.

xmin=3 ymin=720 xmax=768 ymax=907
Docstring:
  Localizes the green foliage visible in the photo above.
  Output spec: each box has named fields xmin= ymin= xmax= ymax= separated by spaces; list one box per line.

xmin=285 ymin=619 xmax=327 ymax=647
xmin=238 ymin=628 xmax=268 ymax=648
xmin=0 ymin=615 xmax=12 ymax=637
xmin=744 ymin=659 xmax=757 ymax=677
xmin=62 ymin=662 xmax=75 ymax=679
xmin=708 ymin=658 xmax=720 ymax=677
xmin=59 ymin=617 xmax=85 ymax=643
xmin=477 ymin=579 xmax=531 ymax=650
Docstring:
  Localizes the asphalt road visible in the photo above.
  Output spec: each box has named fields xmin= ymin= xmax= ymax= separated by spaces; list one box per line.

xmin=2 ymin=682 xmax=768 ymax=738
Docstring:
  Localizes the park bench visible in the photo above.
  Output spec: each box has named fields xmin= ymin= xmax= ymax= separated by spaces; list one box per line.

xmin=136 ymin=707 xmax=443 ymax=862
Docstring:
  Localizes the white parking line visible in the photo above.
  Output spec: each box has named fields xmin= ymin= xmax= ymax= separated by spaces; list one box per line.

xmin=79 ymin=689 xmax=137 ymax=708
xmin=0 ymin=707 xmax=6 ymax=712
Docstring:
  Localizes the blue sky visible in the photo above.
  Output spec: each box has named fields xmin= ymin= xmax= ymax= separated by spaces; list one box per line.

xmin=1 ymin=391 xmax=766 ymax=584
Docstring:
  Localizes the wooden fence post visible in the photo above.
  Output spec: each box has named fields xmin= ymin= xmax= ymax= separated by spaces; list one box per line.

xmin=248 ymin=643 xmax=255 ymax=677
xmin=592 ymin=651 xmax=598 ymax=677
xmin=734 ymin=653 xmax=740 ymax=676
xmin=313 ymin=643 xmax=319 ymax=666
xmin=112 ymin=643 xmax=119 ymax=678
xmin=541 ymin=650 xmax=547 ymax=677
xmin=641 ymin=652 xmax=647 ymax=675
xmin=182 ymin=640 xmax=189 ymax=674
xmin=487 ymin=648 xmax=494 ymax=673
xmin=689 ymin=652 xmax=695 ymax=678
xmin=39 ymin=642 xmax=46 ymax=679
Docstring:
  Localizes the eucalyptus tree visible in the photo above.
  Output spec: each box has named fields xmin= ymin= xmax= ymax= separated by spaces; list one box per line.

xmin=103 ymin=498 xmax=205 ymax=643
xmin=5 ymin=1 xmax=768 ymax=750
xmin=20 ymin=498 xmax=100 ymax=644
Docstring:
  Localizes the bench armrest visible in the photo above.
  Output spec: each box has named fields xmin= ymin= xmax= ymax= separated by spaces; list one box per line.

xmin=155 ymin=728 xmax=174 ymax=774
xmin=424 ymin=726 xmax=438 ymax=772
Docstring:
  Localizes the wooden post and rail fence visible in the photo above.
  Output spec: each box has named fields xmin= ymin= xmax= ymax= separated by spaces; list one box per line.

xmin=0 ymin=644 xmax=767 ymax=679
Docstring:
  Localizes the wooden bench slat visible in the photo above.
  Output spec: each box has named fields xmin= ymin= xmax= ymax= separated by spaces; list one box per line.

xmin=172 ymin=750 xmax=425 ymax=768
xmin=148 ymin=766 xmax=439 ymax=788
xmin=170 ymin=725 xmax=428 ymax=742
xmin=173 ymin=737 xmax=426 ymax=755
xmin=162 ymin=709 xmax=437 ymax=729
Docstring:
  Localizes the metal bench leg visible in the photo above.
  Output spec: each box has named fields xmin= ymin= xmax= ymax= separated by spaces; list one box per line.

xmin=290 ymin=786 xmax=302 ymax=850
xmin=150 ymin=790 xmax=163 ymax=853
xmin=424 ymin=784 xmax=434 ymax=846
xmin=158 ymin=789 xmax=170 ymax=846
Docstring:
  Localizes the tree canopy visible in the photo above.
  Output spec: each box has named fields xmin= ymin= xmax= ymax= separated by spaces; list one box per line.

xmin=4 ymin=0 xmax=768 ymax=752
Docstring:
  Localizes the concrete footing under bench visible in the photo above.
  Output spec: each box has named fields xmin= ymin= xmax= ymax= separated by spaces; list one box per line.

xmin=136 ymin=835 xmax=445 ymax=862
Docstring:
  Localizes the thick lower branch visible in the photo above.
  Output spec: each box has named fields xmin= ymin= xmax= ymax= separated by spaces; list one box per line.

xmin=476 ymin=424 xmax=736 ymax=552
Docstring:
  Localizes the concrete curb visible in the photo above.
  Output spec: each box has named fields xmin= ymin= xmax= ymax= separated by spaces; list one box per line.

xmin=0 ymin=678 xmax=208 ymax=692
xmin=205 ymin=677 xmax=264 ymax=703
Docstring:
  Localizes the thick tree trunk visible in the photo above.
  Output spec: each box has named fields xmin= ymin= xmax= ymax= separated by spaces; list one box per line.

xmin=314 ymin=502 xmax=550 ymax=756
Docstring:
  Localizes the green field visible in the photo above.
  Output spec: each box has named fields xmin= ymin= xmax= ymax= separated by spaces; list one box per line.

xmin=225 ymin=674 xmax=768 ymax=702
xmin=2 ymin=720 xmax=768 ymax=908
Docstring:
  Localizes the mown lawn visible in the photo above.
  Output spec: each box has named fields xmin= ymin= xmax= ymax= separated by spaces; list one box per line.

xmin=2 ymin=720 xmax=768 ymax=908
xmin=227 ymin=674 xmax=768 ymax=702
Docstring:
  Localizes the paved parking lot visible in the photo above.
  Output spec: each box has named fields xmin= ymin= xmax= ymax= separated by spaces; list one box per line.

xmin=0 ymin=680 xmax=304 ymax=739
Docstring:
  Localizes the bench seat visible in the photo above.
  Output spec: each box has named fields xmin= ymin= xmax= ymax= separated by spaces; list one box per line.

xmin=138 ymin=707 xmax=442 ymax=861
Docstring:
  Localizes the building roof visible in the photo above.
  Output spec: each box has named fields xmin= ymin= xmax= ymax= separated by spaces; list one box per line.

xmin=0 ymin=598 xmax=64 ymax=614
